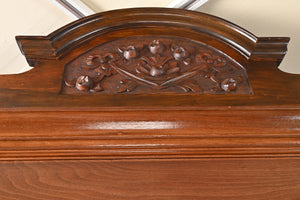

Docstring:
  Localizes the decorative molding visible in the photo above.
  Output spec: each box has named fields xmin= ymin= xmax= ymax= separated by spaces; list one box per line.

xmin=62 ymin=37 xmax=252 ymax=94
xmin=0 ymin=109 xmax=300 ymax=161
xmin=15 ymin=8 xmax=289 ymax=67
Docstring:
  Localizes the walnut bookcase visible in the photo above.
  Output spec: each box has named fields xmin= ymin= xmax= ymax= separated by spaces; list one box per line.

xmin=0 ymin=8 xmax=299 ymax=199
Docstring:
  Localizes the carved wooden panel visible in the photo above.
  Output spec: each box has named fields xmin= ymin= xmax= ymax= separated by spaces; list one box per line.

xmin=62 ymin=36 xmax=252 ymax=94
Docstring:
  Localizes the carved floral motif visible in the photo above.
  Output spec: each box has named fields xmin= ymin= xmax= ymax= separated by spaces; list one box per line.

xmin=62 ymin=37 xmax=252 ymax=94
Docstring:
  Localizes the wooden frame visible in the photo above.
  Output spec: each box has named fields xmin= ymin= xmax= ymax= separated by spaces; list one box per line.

xmin=0 ymin=8 xmax=299 ymax=199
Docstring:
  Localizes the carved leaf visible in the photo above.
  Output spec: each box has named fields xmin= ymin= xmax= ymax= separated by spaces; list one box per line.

xmin=166 ymin=66 xmax=180 ymax=75
xmin=178 ymin=80 xmax=202 ymax=92
xmin=117 ymin=79 xmax=138 ymax=93
xmin=209 ymin=75 xmax=222 ymax=92
xmin=65 ymin=79 xmax=75 ymax=87
xmin=90 ymin=82 xmax=103 ymax=92
xmin=183 ymin=58 xmax=191 ymax=65
xmin=85 ymin=55 xmax=101 ymax=69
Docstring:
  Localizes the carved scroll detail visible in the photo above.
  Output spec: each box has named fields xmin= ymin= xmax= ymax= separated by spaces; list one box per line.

xmin=62 ymin=37 xmax=252 ymax=94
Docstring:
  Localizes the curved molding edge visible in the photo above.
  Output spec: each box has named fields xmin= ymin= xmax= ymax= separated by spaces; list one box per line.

xmin=15 ymin=8 xmax=289 ymax=67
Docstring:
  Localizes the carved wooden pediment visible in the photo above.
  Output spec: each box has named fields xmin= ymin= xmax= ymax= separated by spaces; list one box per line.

xmin=0 ymin=8 xmax=299 ymax=199
xmin=8 ymin=8 xmax=295 ymax=108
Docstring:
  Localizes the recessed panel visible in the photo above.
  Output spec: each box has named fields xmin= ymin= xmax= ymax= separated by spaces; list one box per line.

xmin=62 ymin=36 xmax=252 ymax=94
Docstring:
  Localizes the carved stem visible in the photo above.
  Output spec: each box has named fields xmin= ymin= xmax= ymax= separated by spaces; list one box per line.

xmin=109 ymin=62 xmax=160 ymax=87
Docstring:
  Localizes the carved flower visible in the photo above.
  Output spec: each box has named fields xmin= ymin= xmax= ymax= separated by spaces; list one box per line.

xmin=119 ymin=46 xmax=137 ymax=60
xmin=148 ymin=40 xmax=163 ymax=54
xmin=196 ymin=53 xmax=226 ymax=67
xmin=149 ymin=66 xmax=164 ymax=77
xmin=136 ymin=55 xmax=179 ymax=77
xmin=171 ymin=45 xmax=186 ymax=60
xmin=195 ymin=53 xmax=211 ymax=63
xmin=221 ymin=78 xmax=237 ymax=92
xmin=85 ymin=53 xmax=115 ymax=69
xmin=76 ymin=75 xmax=94 ymax=91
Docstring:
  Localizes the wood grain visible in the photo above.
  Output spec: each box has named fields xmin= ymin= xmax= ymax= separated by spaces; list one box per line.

xmin=0 ymin=109 xmax=299 ymax=160
xmin=0 ymin=7 xmax=299 ymax=200
xmin=0 ymin=158 xmax=300 ymax=200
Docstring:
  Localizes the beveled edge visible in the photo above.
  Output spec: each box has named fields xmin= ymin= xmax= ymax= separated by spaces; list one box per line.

xmin=0 ymin=109 xmax=299 ymax=161
xmin=15 ymin=8 xmax=289 ymax=67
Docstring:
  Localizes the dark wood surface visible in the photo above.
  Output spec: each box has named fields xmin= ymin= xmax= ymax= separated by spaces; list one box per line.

xmin=0 ymin=7 xmax=299 ymax=199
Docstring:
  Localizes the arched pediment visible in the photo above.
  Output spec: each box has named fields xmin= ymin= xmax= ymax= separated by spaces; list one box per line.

xmin=14 ymin=8 xmax=291 ymax=96
xmin=16 ymin=8 xmax=289 ymax=67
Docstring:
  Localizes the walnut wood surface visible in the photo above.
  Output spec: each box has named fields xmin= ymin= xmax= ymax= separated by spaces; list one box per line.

xmin=0 ymin=7 xmax=299 ymax=200
xmin=0 ymin=159 xmax=300 ymax=200
xmin=0 ymin=61 xmax=298 ymax=107
xmin=0 ymin=109 xmax=299 ymax=161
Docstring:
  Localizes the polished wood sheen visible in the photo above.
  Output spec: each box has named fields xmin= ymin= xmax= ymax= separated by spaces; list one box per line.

xmin=0 ymin=8 xmax=299 ymax=199
xmin=0 ymin=159 xmax=300 ymax=200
